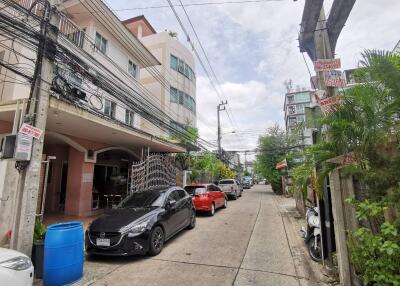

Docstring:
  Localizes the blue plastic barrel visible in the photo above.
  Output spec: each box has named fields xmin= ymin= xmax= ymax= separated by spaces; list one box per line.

xmin=43 ymin=222 xmax=84 ymax=286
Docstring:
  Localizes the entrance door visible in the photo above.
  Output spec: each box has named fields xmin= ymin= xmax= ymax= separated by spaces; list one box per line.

xmin=59 ymin=161 xmax=68 ymax=211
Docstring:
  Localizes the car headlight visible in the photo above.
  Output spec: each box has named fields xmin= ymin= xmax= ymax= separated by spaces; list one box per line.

xmin=0 ymin=256 xmax=32 ymax=271
xmin=127 ymin=220 xmax=149 ymax=237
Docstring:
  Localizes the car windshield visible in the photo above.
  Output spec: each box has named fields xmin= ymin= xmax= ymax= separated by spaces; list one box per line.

xmin=184 ymin=186 xmax=207 ymax=195
xmin=219 ymin=180 xmax=234 ymax=184
xmin=119 ymin=191 xmax=166 ymax=208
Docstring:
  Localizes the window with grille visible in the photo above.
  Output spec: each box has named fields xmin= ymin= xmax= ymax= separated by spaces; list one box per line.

xmin=104 ymin=99 xmax=116 ymax=118
xmin=128 ymin=60 xmax=137 ymax=77
xmin=170 ymin=87 xmax=178 ymax=103
xmin=125 ymin=109 xmax=134 ymax=126
xmin=170 ymin=55 xmax=178 ymax=71
xmin=95 ymin=32 xmax=107 ymax=54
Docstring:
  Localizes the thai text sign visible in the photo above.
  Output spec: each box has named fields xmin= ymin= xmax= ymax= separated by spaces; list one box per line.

xmin=324 ymin=70 xmax=346 ymax=87
xmin=19 ymin=123 xmax=43 ymax=139
xmin=314 ymin=58 xmax=341 ymax=72
xmin=319 ymin=95 xmax=342 ymax=114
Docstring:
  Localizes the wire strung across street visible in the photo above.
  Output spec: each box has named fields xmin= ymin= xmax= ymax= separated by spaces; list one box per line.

xmin=0 ymin=0 xmax=216 ymax=150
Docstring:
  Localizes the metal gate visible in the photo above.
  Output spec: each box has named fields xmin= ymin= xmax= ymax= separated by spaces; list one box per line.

xmin=130 ymin=154 xmax=176 ymax=193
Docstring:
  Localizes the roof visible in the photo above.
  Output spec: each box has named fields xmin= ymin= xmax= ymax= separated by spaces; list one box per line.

xmin=122 ymin=15 xmax=157 ymax=35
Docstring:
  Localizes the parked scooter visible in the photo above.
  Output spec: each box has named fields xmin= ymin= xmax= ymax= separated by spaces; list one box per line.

xmin=300 ymin=199 xmax=322 ymax=262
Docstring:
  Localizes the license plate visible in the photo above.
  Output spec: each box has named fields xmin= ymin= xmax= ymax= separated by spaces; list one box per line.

xmin=96 ymin=238 xmax=110 ymax=247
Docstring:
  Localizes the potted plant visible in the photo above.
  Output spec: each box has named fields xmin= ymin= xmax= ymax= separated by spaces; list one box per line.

xmin=32 ymin=219 xmax=46 ymax=278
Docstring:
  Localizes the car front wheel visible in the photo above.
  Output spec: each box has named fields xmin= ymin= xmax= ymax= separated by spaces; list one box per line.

xmin=222 ymin=198 xmax=227 ymax=208
xmin=148 ymin=226 xmax=164 ymax=256
xmin=209 ymin=202 xmax=215 ymax=216
xmin=187 ymin=210 xmax=196 ymax=229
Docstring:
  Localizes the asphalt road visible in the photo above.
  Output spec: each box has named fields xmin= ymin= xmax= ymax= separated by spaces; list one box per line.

xmin=74 ymin=185 xmax=325 ymax=286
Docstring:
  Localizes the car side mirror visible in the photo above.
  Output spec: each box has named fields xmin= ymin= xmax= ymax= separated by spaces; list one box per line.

xmin=167 ymin=199 xmax=177 ymax=210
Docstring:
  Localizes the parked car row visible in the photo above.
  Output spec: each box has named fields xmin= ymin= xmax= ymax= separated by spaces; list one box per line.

xmin=0 ymin=178 xmax=251 ymax=285
xmin=85 ymin=178 xmax=248 ymax=257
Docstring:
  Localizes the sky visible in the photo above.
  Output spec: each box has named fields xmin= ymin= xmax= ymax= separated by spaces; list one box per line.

xmin=107 ymin=0 xmax=400 ymax=161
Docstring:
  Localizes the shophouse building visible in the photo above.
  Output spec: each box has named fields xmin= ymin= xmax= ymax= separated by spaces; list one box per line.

xmin=0 ymin=0 xmax=187 ymax=246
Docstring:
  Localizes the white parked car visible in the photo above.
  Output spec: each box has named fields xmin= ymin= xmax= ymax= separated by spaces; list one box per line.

xmin=0 ymin=247 xmax=34 ymax=286
xmin=218 ymin=179 xmax=242 ymax=200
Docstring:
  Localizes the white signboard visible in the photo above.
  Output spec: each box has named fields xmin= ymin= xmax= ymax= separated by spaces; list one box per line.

xmin=19 ymin=123 xmax=43 ymax=139
xmin=14 ymin=133 xmax=33 ymax=161
xmin=324 ymin=70 xmax=346 ymax=87
xmin=314 ymin=58 xmax=341 ymax=72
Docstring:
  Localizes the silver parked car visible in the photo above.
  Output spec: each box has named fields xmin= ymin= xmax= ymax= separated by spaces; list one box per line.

xmin=218 ymin=179 xmax=242 ymax=200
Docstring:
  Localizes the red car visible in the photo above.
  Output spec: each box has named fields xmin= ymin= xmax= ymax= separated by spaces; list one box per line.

xmin=184 ymin=184 xmax=227 ymax=216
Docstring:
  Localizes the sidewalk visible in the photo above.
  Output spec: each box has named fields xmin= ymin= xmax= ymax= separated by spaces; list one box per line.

xmin=233 ymin=187 xmax=329 ymax=286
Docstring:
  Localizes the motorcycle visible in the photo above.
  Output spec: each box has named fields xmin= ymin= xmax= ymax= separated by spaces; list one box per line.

xmin=300 ymin=199 xmax=322 ymax=262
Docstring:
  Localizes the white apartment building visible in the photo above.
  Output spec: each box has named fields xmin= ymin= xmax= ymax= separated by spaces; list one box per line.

xmin=123 ymin=16 xmax=197 ymax=137
xmin=283 ymin=90 xmax=317 ymax=146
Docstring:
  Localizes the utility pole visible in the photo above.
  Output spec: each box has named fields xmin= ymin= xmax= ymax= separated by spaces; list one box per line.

xmin=217 ymin=100 xmax=227 ymax=161
xmin=11 ymin=0 xmax=59 ymax=256
xmin=244 ymin=151 xmax=248 ymax=173
xmin=313 ymin=5 xmax=335 ymax=276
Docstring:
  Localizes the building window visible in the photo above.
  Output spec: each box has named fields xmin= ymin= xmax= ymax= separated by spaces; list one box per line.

xmin=128 ymin=60 xmax=137 ymax=77
xmin=170 ymin=86 xmax=196 ymax=114
xmin=178 ymin=90 xmax=184 ymax=105
xmin=288 ymin=116 xmax=297 ymax=126
xmin=170 ymin=55 xmax=178 ymax=71
xmin=288 ymin=105 xmax=296 ymax=115
xmin=178 ymin=59 xmax=185 ymax=73
xmin=95 ymin=32 xmax=107 ymax=54
xmin=294 ymin=92 xmax=310 ymax=103
xmin=170 ymin=87 xmax=178 ymax=103
xmin=287 ymin=95 xmax=294 ymax=104
xmin=170 ymin=120 xmax=185 ymax=133
xmin=104 ymin=98 xmax=116 ymax=118
xmin=125 ymin=109 xmax=134 ymax=126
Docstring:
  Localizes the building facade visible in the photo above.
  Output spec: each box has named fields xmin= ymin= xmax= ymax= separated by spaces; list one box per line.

xmin=0 ymin=0 xmax=186 ymax=247
xmin=123 ymin=16 xmax=197 ymax=137
xmin=283 ymin=90 xmax=316 ymax=146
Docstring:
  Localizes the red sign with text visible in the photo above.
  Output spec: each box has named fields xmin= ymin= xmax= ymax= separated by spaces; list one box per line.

xmin=19 ymin=123 xmax=43 ymax=139
xmin=314 ymin=58 xmax=341 ymax=72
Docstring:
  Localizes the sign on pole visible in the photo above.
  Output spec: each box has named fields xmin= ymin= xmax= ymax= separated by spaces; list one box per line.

xmin=19 ymin=123 xmax=43 ymax=139
xmin=324 ymin=70 xmax=347 ymax=87
xmin=314 ymin=58 xmax=341 ymax=72
xmin=319 ymin=95 xmax=342 ymax=114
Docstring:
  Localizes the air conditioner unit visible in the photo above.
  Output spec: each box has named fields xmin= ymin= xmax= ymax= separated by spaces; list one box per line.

xmin=0 ymin=133 xmax=32 ymax=161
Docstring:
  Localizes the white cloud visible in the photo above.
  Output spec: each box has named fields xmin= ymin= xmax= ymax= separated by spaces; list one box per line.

xmin=110 ymin=0 xmax=400 ymax=159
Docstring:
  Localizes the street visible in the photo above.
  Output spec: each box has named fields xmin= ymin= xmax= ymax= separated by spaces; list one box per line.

xmin=74 ymin=185 xmax=326 ymax=286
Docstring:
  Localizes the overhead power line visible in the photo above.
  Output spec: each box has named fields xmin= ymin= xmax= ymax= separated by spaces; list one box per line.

xmin=167 ymin=0 xmax=242 ymax=140
xmin=68 ymin=0 xmax=284 ymax=14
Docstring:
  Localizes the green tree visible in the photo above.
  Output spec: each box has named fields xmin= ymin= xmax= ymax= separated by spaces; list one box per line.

xmin=255 ymin=125 xmax=298 ymax=193
xmin=289 ymin=50 xmax=400 ymax=285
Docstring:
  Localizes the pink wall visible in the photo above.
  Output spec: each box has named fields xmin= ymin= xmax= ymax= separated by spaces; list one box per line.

xmin=0 ymin=120 xmax=12 ymax=133
xmin=64 ymin=147 xmax=94 ymax=216
xmin=42 ymin=144 xmax=69 ymax=213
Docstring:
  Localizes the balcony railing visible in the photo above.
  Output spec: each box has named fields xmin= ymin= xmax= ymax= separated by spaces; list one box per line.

xmin=16 ymin=0 xmax=85 ymax=48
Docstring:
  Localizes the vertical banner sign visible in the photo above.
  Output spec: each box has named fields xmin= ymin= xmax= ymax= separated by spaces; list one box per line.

xmin=314 ymin=58 xmax=341 ymax=72
xmin=324 ymin=70 xmax=347 ymax=87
